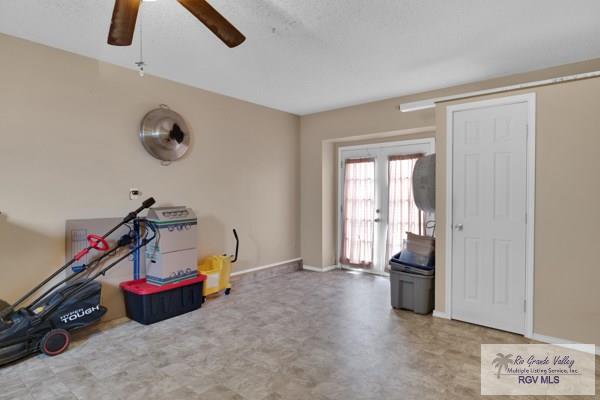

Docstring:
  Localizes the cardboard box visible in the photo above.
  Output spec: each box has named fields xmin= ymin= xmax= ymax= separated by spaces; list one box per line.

xmin=145 ymin=248 xmax=198 ymax=285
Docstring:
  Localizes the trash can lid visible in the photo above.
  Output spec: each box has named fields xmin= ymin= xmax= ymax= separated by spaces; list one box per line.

xmin=120 ymin=275 xmax=206 ymax=295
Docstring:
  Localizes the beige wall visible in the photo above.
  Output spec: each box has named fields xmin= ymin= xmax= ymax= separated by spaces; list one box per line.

xmin=435 ymin=77 xmax=600 ymax=344
xmin=301 ymin=57 xmax=600 ymax=269
xmin=0 ymin=34 xmax=300 ymax=316
xmin=300 ymin=58 xmax=600 ymax=344
xmin=2 ymin=32 xmax=599 ymax=342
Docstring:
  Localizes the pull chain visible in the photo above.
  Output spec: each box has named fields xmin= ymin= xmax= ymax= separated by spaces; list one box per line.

xmin=135 ymin=4 xmax=146 ymax=77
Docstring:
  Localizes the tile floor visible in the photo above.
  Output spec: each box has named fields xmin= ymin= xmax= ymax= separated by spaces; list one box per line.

xmin=0 ymin=270 xmax=597 ymax=399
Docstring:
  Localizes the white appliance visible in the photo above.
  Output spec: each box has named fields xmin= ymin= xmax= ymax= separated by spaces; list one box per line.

xmin=145 ymin=206 xmax=198 ymax=285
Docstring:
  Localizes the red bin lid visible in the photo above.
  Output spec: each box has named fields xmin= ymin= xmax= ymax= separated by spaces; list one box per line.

xmin=120 ymin=275 xmax=206 ymax=295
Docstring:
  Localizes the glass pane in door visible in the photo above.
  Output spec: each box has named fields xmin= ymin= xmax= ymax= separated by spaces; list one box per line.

xmin=386 ymin=155 xmax=423 ymax=261
xmin=340 ymin=158 xmax=375 ymax=268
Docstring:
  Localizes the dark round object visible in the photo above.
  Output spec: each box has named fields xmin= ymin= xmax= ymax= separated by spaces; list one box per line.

xmin=40 ymin=329 xmax=70 ymax=356
xmin=224 ymin=288 xmax=231 ymax=295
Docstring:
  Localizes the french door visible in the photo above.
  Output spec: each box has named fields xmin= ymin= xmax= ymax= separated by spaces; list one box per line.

xmin=338 ymin=139 xmax=435 ymax=274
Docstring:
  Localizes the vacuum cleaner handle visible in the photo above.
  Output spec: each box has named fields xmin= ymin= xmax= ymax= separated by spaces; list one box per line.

xmin=231 ymin=229 xmax=239 ymax=263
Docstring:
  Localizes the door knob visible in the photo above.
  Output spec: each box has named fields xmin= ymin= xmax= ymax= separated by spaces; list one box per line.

xmin=454 ymin=224 xmax=463 ymax=231
xmin=374 ymin=218 xmax=381 ymax=223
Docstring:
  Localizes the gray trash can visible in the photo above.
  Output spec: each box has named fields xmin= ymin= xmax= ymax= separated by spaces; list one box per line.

xmin=390 ymin=270 xmax=434 ymax=314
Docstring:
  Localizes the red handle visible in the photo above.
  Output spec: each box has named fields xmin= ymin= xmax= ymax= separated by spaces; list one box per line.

xmin=73 ymin=248 xmax=89 ymax=261
xmin=87 ymin=234 xmax=109 ymax=252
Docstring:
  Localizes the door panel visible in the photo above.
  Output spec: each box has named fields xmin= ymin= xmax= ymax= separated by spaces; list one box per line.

xmin=451 ymin=102 xmax=528 ymax=334
xmin=340 ymin=159 xmax=376 ymax=268
xmin=492 ymin=239 xmax=510 ymax=305
xmin=464 ymin=154 xmax=481 ymax=217
xmin=464 ymin=237 xmax=481 ymax=301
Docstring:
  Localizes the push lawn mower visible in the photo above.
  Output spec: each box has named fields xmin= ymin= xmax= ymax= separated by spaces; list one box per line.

xmin=0 ymin=198 xmax=157 ymax=366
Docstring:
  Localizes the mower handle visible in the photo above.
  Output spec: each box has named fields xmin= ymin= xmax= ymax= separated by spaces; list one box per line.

xmin=87 ymin=234 xmax=110 ymax=251
xmin=29 ymin=224 xmax=158 ymax=321
xmin=122 ymin=197 xmax=156 ymax=223
xmin=26 ymin=233 xmax=135 ymax=314
xmin=1 ymin=198 xmax=156 ymax=319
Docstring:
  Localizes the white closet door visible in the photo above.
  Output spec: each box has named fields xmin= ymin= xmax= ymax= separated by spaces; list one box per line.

xmin=451 ymin=101 xmax=528 ymax=334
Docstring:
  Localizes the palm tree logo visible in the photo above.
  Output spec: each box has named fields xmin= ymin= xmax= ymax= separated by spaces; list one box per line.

xmin=492 ymin=353 xmax=514 ymax=378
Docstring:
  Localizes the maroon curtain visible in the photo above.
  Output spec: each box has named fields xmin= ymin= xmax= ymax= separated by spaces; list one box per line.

xmin=386 ymin=153 xmax=424 ymax=262
xmin=339 ymin=158 xmax=375 ymax=268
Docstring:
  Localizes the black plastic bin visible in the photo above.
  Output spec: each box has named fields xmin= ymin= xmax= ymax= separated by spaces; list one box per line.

xmin=120 ymin=276 xmax=205 ymax=325
xmin=389 ymin=252 xmax=434 ymax=276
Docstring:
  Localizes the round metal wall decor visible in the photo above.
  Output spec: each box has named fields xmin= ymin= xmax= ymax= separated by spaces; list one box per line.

xmin=139 ymin=105 xmax=191 ymax=162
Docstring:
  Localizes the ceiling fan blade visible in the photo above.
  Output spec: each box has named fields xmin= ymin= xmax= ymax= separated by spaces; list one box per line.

xmin=177 ymin=0 xmax=246 ymax=48
xmin=107 ymin=0 xmax=141 ymax=46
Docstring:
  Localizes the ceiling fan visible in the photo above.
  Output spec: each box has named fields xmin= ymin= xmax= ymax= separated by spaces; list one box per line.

xmin=107 ymin=0 xmax=246 ymax=48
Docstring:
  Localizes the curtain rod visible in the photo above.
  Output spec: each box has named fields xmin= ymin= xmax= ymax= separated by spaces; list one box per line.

xmin=399 ymin=70 xmax=600 ymax=112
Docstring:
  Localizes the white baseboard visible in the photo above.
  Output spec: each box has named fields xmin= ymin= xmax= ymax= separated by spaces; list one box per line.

xmin=231 ymin=258 xmax=302 ymax=277
xmin=427 ymin=312 xmax=598 ymax=356
xmin=531 ymin=333 xmax=599 ymax=356
xmin=303 ymin=264 xmax=338 ymax=272
xmin=432 ymin=310 xmax=450 ymax=319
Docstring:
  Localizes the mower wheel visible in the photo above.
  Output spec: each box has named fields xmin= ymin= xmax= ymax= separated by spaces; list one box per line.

xmin=225 ymin=288 xmax=231 ymax=295
xmin=40 ymin=329 xmax=71 ymax=357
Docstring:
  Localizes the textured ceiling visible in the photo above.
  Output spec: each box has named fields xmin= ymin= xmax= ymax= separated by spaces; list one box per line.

xmin=1 ymin=0 xmax=600 ymax=115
